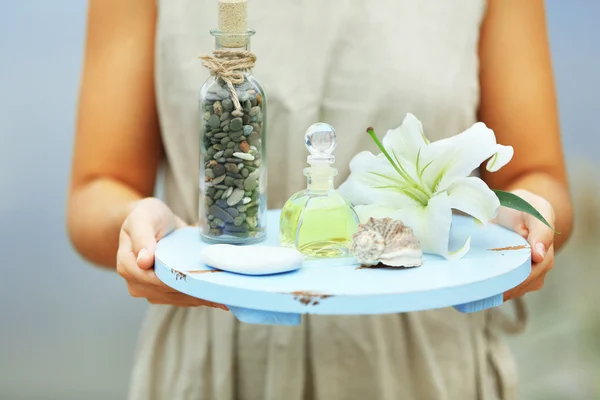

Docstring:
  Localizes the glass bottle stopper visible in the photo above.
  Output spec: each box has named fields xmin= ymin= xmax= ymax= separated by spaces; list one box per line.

xmin=305 ymin=123 xmax=336 ymax=165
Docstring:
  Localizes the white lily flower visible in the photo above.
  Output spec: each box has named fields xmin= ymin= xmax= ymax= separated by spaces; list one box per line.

xmin=338 ymin=113 xmax=514 ymax=259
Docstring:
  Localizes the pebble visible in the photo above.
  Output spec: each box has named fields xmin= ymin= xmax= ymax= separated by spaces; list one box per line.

xmin=224 ymin=187 xmax=233 ymax=199
xmin=232 ymin=109 xmax=244 ymax=117
xmin=227 ymin=188 xmax=245 ymax=206
xmin=243 ymin=125 xmax=253 ymax=136
xmin=226 ymin=163 xmax=240 ymax=173
xmin=242 ymin=197 xmax=252 ymax=204
xmin=213 ymin=164 xmax=226 ymax=177
xmin=220 ymin=112 xmax=230 ymax=121
xmin=216 ymin=199 xmax=228 ymax=208
xmin=213 ymin=101 xmax=223 ymax=116
xmin=233 ymin=152 xmax=255 ymax=161
xmin=201 ymin=244 xmax=304 ymax=276
xmin=230 ymin=117 xmax=243 ymax=131
xmin=208 ymin=114 xmax=221 ymax=129
xmin=249 ymin=106 xmax=261 ymax=117
xmin=222 ymin=98 xmax=233 ymax=111
xmin=213 ymin=150 xmax=224 ymax=159
xmin=240 ymin=141 xmax=250 ymax=153
xmin=211 ymin=174 xmax=226 ymax=186
xmin=230 ymin=130 xmax=244 ymax=140
xmin=227 ymin=207 xmax=239 ymax=217
xmin=209 ymin=205 xmax=234 ymax=223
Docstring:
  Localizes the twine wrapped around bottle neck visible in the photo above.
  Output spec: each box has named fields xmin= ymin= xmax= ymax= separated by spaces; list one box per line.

xmin=200 ymin=49 xmax=257 ymax=112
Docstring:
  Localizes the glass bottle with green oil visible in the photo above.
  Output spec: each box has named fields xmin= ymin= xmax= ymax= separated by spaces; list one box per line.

xmin=279 ymin=123 xmax=359 ymax=258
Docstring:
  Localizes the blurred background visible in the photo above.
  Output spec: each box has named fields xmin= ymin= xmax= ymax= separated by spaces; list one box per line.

xmin=0 ymin=1 xmax=598 ymax=399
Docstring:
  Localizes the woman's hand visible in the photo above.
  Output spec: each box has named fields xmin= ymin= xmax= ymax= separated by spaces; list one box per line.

xmin=492 ymin=189 xmax=557 ymax=301
xmin=116 ymin=198 xmax=227 ymax=309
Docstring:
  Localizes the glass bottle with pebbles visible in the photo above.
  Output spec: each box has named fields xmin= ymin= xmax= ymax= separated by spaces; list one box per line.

xmin=198 ymin=28 xmax=267 ymax=244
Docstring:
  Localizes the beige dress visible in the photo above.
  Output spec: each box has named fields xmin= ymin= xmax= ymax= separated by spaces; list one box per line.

xmin=129 ymin=1 xmax=527 ymax=398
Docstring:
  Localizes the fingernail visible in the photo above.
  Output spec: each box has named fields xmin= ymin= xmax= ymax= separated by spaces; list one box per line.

xmin=137 ymin=248 xmax=148 ymax=262
xmin=535 ymin=242 xmax=546 ymax=259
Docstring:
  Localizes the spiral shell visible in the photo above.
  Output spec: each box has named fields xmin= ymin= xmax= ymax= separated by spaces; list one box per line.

xmin=350 ymin=217 xmax=423 ymax=267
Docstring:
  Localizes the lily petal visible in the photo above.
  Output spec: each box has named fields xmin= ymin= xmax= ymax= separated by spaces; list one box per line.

xmin=486 ymin=144 xmax=514 ymax=172
xmin=338 ymin=151 xmax=419 ymax=209
xmin=446 ymin=236 xmax=471 ymax=260
xmin=419 ymin=122 xmax=513 ymax=192
xmin=390 ymin=192 xmax=454 ymax=258
xmin=381 ymin=113 xmax=428 ymax=166
xmin=446 ymin=177 xmax=500 ymax=224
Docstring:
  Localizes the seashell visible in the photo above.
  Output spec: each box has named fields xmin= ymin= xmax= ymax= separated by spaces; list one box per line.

xmin=350 ymin=217 xmax=423 ymax=267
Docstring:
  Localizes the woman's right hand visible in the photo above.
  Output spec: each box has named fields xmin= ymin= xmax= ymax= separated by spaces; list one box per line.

xmin=116 ymin=198 xmax=227 ymax=309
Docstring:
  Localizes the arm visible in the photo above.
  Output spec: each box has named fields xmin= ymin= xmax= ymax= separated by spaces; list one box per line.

xmin=67 ymin=0 xmax=162 ymax=268
xmin=478 ymin=0 xmax=573 ymax=250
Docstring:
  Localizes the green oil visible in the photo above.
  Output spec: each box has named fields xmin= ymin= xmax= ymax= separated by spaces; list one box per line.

xmin=279 ymin=190 xmax=359 ymax=258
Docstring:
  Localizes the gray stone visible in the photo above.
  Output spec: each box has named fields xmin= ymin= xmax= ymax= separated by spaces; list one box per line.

xmin=230 ymin=117 xmax=243 ymax=131
xmin=244 ymin=100 xmax=252 ymax=111
xmin=212 ymin=144 xmax=223 ymax=151
xmin=230 ymin=130 xmax=244 ymax=140
xmin=224 ymin=176 xmax=235 ymax=186
xmin=249 ymin=106 xmax=261 ymax=117
xmin=243 ymin=125 xmax=253 ymax=136
xmin=226 ymin=207 xmax=239 ymax=218
xmin=248 ymin=132 xmax=260 ymax=146
xmin=208 ymin=114 xmax=221 ymax=129
xmin=234 ymin=179 xmax=244 ymax=189
xmin=226 ymin=163 xmax=239 ymax=174
xmin=205 ymin=197 xmax=214 ymax=207
xmin=217 ymin=88 xmax=230 ymax=99
xmin=205 ymin=169 xmax=215 ymax=179
xmin=223 ymin=125 xmax=230 ymax=132
xmin=221 ymin=137 xmax=231 ymax=145
xmin=226 ymin=142 xmax=235 ymax=148
xmin=213 ymin=164 xmax=226 ymax=177
xmin=220 ymin=120 xmax=229 ymax=128
xmin=213 ymin=150 xmax=224 ymax=159
xmin=203 ymin=111 xmax=211 ymax=121
xmin=224 ymin=149 xmax=234 ymax=158
xmin=246 ymin=206 xmax=258 ymax=217
xmin=238 ymin=91 xmax=250 ymax=102
xmin=220 ymin=112 xmax=230 ymax=121
xmin=227 ymin=188 xmax=245 ymax=206
xmin=209 ymin=205 xmax=233 ymax=223
xmin=216 ymin=199 xmax=228 ymax=208
xmin=227 ymin=172 xmax=242 ymax=179
xmin=217 ymin=158 xmax=227 ymax=164
xmin=215 ymin=184 xmax=229 ymax=190
xmin=224 ymin=187 xmax=233 ymax=199
xmin=226 ymin=223 xmax=248 ymax=232
xmin=232 ymin=109 xmax=244 ymax=117
xmin=222 ymin=98 xmax=233 ymax=111
xmin=214 ymin=132 xmax=227 ymax=139
xmin=241 ymin=168 xmax=249 ymax=178
xmin=236 ymin=204 xmax=247 ymax=212
xmin=211 ymin=174 xmax=226 ymax=185
xmin=232 ymin=216 xmax=245 ymax=227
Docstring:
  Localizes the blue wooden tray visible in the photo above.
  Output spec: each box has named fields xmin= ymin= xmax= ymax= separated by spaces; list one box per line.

xmin=155 ymin=209 xmax=531 ymax=325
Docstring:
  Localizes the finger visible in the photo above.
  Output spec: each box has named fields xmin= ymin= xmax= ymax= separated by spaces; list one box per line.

xmin=525 ymin=204 xmax=555 ymax=264
xmin=123 ymin=210 xmax=162 ymax=270
xmin=503 ymin=246 xmax=554 ymax=301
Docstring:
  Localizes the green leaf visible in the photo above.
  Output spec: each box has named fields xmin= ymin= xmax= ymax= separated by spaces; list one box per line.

xmin=492 ymin=189 xmax=560 ymax=234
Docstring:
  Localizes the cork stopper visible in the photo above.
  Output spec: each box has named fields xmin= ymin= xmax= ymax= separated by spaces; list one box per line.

xmin=217 ymin=0 xmax=248 ymax=48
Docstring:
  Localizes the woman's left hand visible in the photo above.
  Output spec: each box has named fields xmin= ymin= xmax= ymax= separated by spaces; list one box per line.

xmin=492 ymin=189 xmax=557 ymax=301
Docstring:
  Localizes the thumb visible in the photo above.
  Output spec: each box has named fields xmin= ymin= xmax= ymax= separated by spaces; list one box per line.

xmin=526 ymin=214 xmax=554 ymax=264
xmin=125 ymin=201 xmax=175 ymax=270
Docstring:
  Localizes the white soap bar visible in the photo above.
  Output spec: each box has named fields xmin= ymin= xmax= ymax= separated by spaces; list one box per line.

xmin=201 ymin=244 xmax=304 ymax=275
